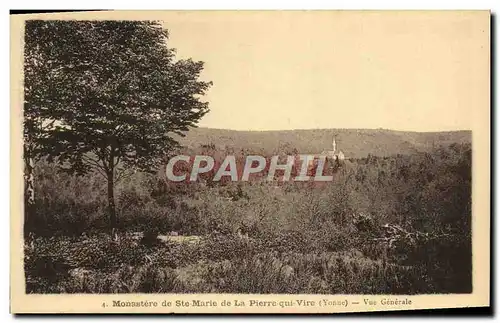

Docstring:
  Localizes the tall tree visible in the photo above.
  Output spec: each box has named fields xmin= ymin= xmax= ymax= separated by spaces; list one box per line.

xmin=23 ymin=22 xmax=64 ymax=222
xmin=24 ymin=20 xmax=212 ymax=229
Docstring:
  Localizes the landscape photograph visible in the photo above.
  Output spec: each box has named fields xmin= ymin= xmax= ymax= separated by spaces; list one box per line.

xmin=19 ymin=12 xmax=482 ymax=295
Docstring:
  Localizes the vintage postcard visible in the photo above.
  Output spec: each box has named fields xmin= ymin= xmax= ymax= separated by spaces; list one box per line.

xmin=10 ymin=10 xmax=490 ymax=313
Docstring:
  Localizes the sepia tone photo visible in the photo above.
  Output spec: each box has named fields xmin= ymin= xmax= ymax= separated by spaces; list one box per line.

xmin=10 ymin=10 xmax=490 ymax=313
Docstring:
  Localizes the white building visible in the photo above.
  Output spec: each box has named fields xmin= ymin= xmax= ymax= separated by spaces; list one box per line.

xmin=320 ymin=137 xmax=345 ymax=161
xmin=304 ymin=136 xmax=346 ymax=169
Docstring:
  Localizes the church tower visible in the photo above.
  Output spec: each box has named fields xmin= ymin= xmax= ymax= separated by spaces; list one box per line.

xmin=332 ymin=137 xmax=337 ymax=154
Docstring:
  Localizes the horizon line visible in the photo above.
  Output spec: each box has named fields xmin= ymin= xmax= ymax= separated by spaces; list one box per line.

xmin=189 ymin=126 xmax=472 ymax=133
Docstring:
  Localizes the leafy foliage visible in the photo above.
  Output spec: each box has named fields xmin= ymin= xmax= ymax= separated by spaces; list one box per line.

xmin=26 ymin=20 xmax=211 ymax=175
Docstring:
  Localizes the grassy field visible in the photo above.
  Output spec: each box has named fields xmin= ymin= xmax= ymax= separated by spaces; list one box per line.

xmin=24 ymin=130 xmax=472 ymax=294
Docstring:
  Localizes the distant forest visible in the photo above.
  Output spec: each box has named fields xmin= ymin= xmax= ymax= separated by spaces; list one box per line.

xmin=176 ymin=127 xmax=472 ymax=158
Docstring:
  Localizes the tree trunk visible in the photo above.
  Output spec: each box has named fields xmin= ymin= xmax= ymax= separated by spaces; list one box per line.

xmin=107 ymin=152 xmax=117 ymax=230
xmin=107 ymin=172 xmax=116 ymax=229
xmin=23 ymin=146 xmax=35 ymax=224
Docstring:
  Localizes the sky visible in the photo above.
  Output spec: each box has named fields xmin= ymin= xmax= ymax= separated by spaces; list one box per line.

xmin=158 ymin=11 xmax=490 ymax=131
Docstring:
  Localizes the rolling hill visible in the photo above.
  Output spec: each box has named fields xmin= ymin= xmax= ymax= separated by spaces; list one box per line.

xmin=176 ymin=127 xmax=472 ymax=159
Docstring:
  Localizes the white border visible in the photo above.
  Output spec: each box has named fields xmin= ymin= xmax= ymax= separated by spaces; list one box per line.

xmin=3 ymin=1 xmax=498 ymax=322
